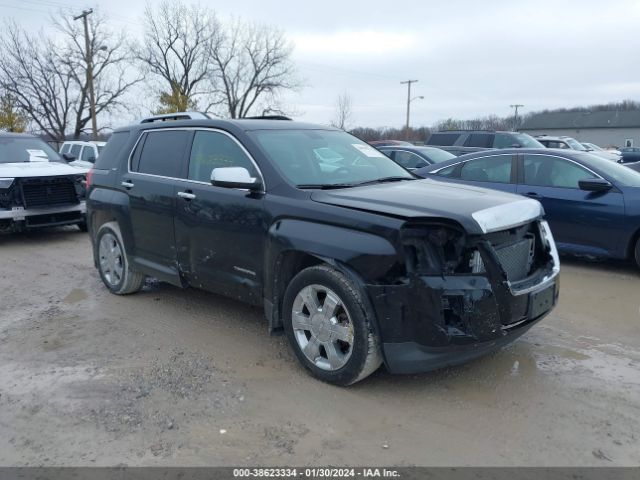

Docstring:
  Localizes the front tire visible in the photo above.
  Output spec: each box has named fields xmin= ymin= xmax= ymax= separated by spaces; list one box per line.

xmin=96 ymin=223 xmax=145 ymax=295
xmin=283 ymin=265 xmax=382 ymax=386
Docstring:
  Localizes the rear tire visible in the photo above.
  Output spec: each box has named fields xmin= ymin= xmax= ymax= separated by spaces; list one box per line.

xmin=96 ymin=223 xmax=145 ymax=295
xmin=282 ymin=265 xmax=382 ymax=386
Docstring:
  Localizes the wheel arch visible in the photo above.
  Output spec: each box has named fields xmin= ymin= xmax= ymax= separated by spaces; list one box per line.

xmin=264 ymin=218 xmax=397 ymax=338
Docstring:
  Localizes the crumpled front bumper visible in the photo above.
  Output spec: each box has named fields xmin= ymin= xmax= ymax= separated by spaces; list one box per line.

xmin=367 ymin=270 xmax=559 ymax=374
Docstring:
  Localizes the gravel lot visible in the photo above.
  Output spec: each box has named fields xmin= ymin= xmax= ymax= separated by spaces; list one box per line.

xmin=0 ymin=227 xmax=639 ymax=466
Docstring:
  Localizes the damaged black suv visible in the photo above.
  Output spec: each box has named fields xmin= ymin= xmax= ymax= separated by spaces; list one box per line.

xmin=87 ymin=112 xmax=560 ymax=385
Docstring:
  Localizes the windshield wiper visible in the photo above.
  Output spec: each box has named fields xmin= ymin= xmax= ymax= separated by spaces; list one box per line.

xmin=354 ymin=176 xmax=414 ymax=187
xmin=297 ymin=183 xmax=357 ymax=190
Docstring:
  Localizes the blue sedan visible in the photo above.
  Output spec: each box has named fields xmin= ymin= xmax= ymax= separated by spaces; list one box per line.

xmin=415 ymin=148 xmax=640 ymax=267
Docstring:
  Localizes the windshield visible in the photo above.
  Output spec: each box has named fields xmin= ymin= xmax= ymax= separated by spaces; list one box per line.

xmin=250 ymin=129 xmax=414 ymax=187
xmin=583 ymin=143 xmax=603 ymax=151
xmin=512 ymin=133 xmax=544 ymax=148
xmin=579 ymin=152 xmax=640 ymax=187
xmin=0 ymin=137 xmax=63 ymax=164
xmin=565 ymin=138 xmax=587 ymax=151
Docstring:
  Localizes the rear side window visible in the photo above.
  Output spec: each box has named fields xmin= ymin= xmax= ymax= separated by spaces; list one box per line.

xmin=135 ymin=130 xmax=191 ymax=178
xmin=426 ymin=133 xmax=460 ymax=146
xmin=95 ymin=131 xmax=131 ymax=170
xmin=464 ymin=133 xmax=494 ymax=148
xmin=188 ymin=131 xmax=256 ymax=183
xmin=460 ymin=155 xmax=512 ymax=183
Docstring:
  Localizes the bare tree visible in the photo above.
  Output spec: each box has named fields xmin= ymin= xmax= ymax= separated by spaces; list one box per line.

xmin=210 ymin=19 xmax=300 ymax=118
xmin=0 ymin=22 xmax=74 ymax=141
xmin=54 ymin=11 xmax=142 ymax=138
xmin=331 ymin=92 xmax=353 ymax=130
xmin=136 ymin=1 xmax=219 ymax=111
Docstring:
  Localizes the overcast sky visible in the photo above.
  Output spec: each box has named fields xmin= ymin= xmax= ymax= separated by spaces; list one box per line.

xmin=5 ymin=0 xmax=640 ymax=128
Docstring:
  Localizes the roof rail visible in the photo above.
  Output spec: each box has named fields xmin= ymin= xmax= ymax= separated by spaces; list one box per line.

xmin=243 ymin=115 xmax=293 ymax=121
xmin=140 ymin=111 xmax=211 ymax=124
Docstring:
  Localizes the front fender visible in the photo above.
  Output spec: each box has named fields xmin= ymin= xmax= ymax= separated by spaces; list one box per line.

xmin=263 ymin=218 xmax=401 ymax=332
xmin=266 ymin=218 xmax=399 ymax=282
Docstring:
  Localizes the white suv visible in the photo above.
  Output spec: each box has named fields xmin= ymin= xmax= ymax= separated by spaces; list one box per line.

xmin=60 ymin=141 xmax=106 ymax=168
xmin=1 ymin=132 xmax=88 ymax=232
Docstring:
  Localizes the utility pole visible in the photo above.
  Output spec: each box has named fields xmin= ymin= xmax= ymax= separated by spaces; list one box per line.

xmin=74 ymin=9 xmax=97 ymax=140
xmin=510 ymin=104 xmax=524 ymax=131
xmin=401 ymin=79 xmax=418 ymax=140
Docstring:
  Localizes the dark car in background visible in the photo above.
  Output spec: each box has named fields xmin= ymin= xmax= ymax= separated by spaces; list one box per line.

xmin=620 ymin=147 xmax=640 ymax=164
xmin=415 ymin=148 xmax=640 ymax=267
xmin=86 ymin=112 xmax=559 ymax=385
xmin=425 ymin=130 xmax=543 ymax=156
xmin=377 ymin=145 xmax=455 ymax=170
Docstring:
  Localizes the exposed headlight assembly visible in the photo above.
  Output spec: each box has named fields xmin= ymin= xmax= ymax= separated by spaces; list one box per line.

xmin=402 ymin=224 xmax=466 ymax=275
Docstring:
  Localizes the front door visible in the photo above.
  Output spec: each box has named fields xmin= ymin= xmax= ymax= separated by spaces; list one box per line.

xmin=174 ymin=129 xmax=267 ymax=305
xmin=516 ymin=153 xmax=626 ymax=255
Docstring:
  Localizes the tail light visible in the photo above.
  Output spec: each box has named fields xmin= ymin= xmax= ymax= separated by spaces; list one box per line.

xmin=85 ymin=169 xmax=94 ymax=189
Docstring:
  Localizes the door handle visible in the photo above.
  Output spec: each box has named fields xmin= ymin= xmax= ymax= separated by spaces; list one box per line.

xmin=121 ymin=180 xmax=134 ymax=189
xmin=177 ymin=191 xmax=196 ymax=200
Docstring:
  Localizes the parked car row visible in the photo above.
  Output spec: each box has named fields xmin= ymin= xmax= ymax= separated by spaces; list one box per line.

xmin=12 ymin=117 xmax=637 ymax=385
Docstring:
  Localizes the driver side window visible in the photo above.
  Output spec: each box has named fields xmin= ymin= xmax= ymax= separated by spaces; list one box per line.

xmin=188 ymin=131 xmax=256 ymax=183
xmin=523 ymin=155 xmax=593 ymax=188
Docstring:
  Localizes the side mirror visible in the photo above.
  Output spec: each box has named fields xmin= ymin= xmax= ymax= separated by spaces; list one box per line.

xmin=62 ymin=153 xmax=76 ymax=162
xmin=211 ymin=167 xmax=261 ymax=191
xmin=579 ymin=178 xmax=613 ymax=192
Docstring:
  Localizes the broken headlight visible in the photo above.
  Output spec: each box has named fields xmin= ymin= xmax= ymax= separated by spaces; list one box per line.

xmin=402 ymin=224 xmax=466 ymax=275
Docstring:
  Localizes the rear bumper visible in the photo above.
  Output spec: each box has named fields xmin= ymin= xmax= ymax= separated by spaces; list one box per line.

xmin=0 ymin=202 xmax=86 ymax=227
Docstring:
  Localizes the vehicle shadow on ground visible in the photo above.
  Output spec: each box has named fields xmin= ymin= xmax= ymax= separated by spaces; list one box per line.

xmin=559 ymin=254 xmax=639 ymax=276
xmin=0 ymin=226 xmax=86 ymax=246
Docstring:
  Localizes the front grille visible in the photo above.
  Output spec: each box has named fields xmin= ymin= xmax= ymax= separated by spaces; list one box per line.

xmin=20 ymin=177 xmax=78 ymax=208
xmin=494 ymin=235 xmax=535 ymax=282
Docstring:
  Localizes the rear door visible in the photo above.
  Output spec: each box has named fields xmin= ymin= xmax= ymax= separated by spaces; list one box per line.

xmin=123 ymin=129 xmax=191 ymax=283
xmin=516 ymin=153 xmax=625 ymax=255
xmin=173 ymin=129 xmax=267 ymax=304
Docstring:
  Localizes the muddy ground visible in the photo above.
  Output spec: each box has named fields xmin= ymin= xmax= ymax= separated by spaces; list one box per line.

xmin=0 ymin=227 xmax=639 ymax=466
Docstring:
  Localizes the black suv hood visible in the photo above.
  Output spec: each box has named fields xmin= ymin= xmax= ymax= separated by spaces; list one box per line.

xmin=311 ymin=178 xmax=543 ymax=235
